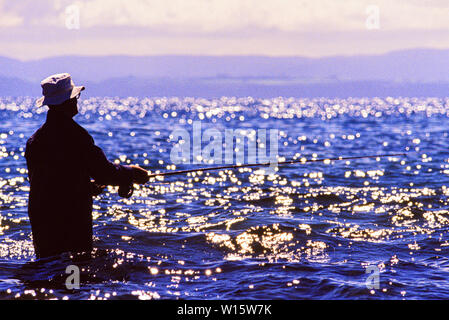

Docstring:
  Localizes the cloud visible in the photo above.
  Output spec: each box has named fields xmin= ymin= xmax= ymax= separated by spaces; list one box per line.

xmin=1 ymin=0 xmax=448 ymax=33
xmin=0 ymin=0 xmax=24 ymax=27
xmin=0 ymin=0 xmax=448 ymax=59
xmin=64 ymin=0 xmax=449 ymax=32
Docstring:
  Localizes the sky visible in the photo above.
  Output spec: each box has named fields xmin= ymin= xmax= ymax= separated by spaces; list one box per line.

xmin=0 ymin=0 xmax=448 ymax=60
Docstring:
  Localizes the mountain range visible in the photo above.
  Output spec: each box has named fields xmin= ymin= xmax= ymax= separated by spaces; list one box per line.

xmin=0 ymin=48 xmax=448 ymax=98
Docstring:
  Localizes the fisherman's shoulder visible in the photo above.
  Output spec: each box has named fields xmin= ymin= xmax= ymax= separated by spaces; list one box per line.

xmin=25 ymin=124 xmax=49 ymax=159
xmin=26 ymin=124 xmax=46 ymax=147
xmin=71 ymin=120 xmax=95 ymax=144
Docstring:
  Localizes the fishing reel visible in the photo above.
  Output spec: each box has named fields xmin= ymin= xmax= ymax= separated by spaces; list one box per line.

xmin=118 ymin=183 xmax=134 ymax=198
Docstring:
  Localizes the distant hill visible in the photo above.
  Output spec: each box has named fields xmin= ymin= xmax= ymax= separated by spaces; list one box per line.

xmin=0 ymin=48 xmax=448 ymax=97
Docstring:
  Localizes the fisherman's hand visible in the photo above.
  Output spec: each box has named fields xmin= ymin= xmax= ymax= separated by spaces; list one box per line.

xmin=130 ymin=165 xmax=149 ymax=184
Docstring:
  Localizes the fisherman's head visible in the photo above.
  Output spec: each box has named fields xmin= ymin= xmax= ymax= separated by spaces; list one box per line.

xmin=36 ymin=73 xmax=85 ymax=118
xmin=48 ymin=96 xmax=80 ymax=118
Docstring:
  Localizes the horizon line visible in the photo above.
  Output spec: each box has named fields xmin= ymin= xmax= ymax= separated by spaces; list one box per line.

xmin=2 ymin=46 xmax=448 ymax=63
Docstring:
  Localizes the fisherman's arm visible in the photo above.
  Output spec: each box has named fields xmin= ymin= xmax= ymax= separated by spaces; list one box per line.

xmin=85 ymin=136 xmax=148 ymax=194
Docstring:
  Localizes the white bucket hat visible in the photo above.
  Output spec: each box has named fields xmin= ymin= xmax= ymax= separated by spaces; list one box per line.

xmin=36 ymin=73 xmax=85 ymax=107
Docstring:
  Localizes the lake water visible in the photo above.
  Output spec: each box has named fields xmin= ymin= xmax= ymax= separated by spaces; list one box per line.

xmin=1 ymin=96 xmax=449 ymax=299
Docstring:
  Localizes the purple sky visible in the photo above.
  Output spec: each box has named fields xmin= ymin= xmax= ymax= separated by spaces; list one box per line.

xmin=0 ymin=0 xmax=448 ymax=60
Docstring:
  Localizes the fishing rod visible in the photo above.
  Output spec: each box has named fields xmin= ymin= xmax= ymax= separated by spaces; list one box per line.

xmin=147 ymin=153 xmax=406 ymax=178
xmin=118 ymin=153 xmax=406 ymax=197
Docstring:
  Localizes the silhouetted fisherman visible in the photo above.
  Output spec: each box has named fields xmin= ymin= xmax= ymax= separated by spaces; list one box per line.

xmin=25 ymin=73 xmax=149 ymax=259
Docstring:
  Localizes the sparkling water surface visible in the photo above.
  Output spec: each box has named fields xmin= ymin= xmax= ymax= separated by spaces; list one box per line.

xmin=1 ymin=96 xmax=449 ymax=299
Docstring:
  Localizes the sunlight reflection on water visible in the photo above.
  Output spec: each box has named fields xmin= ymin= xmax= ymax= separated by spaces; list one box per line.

xmin=1 ymin=96 xmax=449 ymax=299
